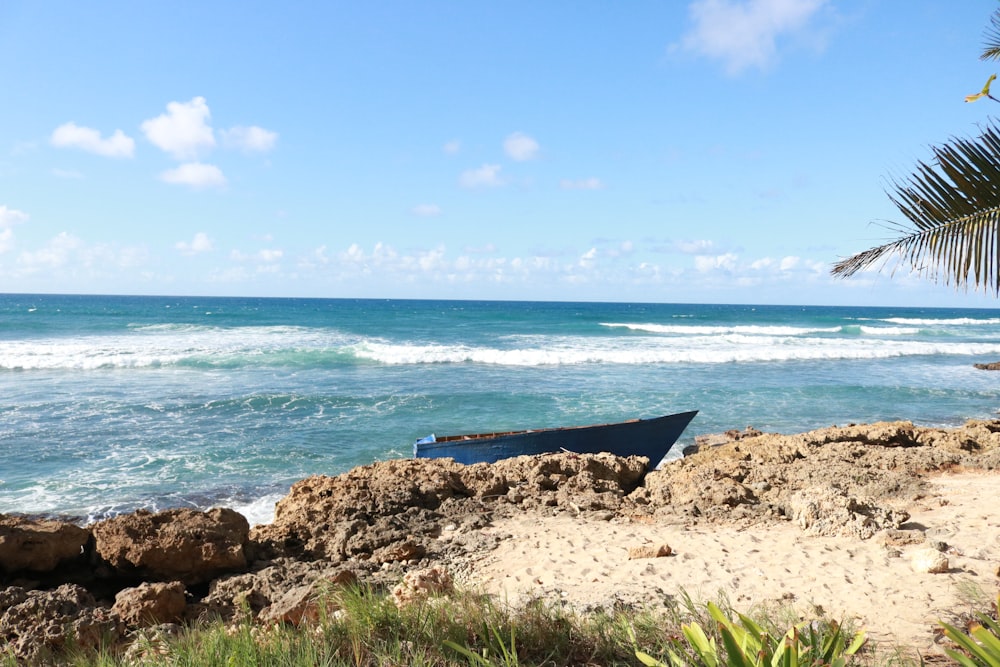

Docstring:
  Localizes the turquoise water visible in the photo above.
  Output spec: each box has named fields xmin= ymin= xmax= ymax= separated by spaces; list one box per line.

xmin=3 ymin=294 xmax=1000 ymax=525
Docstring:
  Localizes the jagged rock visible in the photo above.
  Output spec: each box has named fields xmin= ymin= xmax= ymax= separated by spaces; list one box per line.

xmin=0 ymin=584 xmax=118 ymax=663
xmin=628 ymin=544 xmax=672 ymax=559
xmin=787 ymin=486 xmax=909 ymax=539
xmin=112 ymin=581 xmax=187 ymax=627
xmin=374 ymin=539 xmax=425 ymax=564
xmin=0 ymin=514 xmax=90 ymax=573
xmin=391 ymin=567 xmax=454 ymax=608
xmin=974 ymin=361 xmax=1000 ymax=370
xmin=252 ymin=453 xmax=647 ymax=563
xmin=92 ymin=507 xmax=250 ymax=583
xmin=257 ymin=569 xmax=357 ymax=627
xmin=881 ymin=529 xmax=926 ymax=547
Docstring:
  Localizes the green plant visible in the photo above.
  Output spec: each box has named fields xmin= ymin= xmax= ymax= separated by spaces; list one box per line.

xmin=941 ymin=594 xmax=1000 ymax=667
xmin=634 ymin=601 xmax=867 ymax=667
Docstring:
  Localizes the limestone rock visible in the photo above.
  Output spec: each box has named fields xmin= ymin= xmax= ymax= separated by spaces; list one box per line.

xmin=92 ymin=507 xmax=250 ymax=583
xmin=911 ymin=547 xmax=950 ymax=573
xmin=0 ymin=584 xmax=118 ymax=664
xmin=258 ymin=569 xmax=358 ymax=626
xmin=391 ymin=567 xmax=454 ymax=608
xmin=628 ymin=544 xmax=672 ymax=559
xmin=112 ymin=581 xmax=187 ymax=627
xmin=0 ymin=514 xmax=90 ymax=573
xmin=788 ymin=486 xmax=909 ymax=539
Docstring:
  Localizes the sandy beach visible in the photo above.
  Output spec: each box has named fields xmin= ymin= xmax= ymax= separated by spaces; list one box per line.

xmin=4 ymin=418 xmax=1000 ymax=662
xmin=465 ymin=470 xmax=1000 ymax=654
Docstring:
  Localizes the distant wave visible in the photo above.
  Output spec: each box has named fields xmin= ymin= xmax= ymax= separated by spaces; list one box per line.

xmin=880 ymin=317 xmax=1000 ymax=326
xmin=352 ymin=338 xmax=1000 ymax=366
xmin=0 ymin=325 xmax=359 ymax=371
xmin=5 ymin=322 xmax=1000 ymax=371
xmin=600 ymin=322 xmax=841 ymax=336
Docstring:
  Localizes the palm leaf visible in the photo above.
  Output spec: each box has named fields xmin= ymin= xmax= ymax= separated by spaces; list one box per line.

xmin=982 ymin=9 xmax=1000 ymax=62
xmin=831 ymin=121 xmax=1000 ymax=294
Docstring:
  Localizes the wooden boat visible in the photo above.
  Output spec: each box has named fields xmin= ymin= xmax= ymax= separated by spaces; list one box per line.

xmin=413 ymin=410 xmax=697 ymax=466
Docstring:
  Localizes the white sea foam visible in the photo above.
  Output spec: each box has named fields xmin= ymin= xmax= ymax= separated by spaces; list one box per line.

xmin=352 ymin=336 xmax=1000 ymax=366
xmin=0 ymin=325 xmax=355 ymax=370
xmin=858 ymin=325 xmax=921 ymax=335
xmin=600 ymin=322 xmax=841 ymax=336
xmin=881 ymin=317 xmax=1000 ymax=326
xmin=230 ymin=492 xmax=283 ymax=526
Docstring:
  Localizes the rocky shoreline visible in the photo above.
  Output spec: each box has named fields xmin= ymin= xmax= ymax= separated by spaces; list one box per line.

xmin=3 ymin=419 xmax=1000 ymax=662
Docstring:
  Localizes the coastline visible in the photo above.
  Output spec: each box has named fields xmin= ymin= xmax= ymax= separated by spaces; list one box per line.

xmin=2 ymin=418 xmax=1000 ymax=661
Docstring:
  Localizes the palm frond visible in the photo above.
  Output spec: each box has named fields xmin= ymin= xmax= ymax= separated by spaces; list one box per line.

xmin=831 ymin=121 xmax=1000 ymax=294
xmin=982 ymin=9 xmax=1000 ymax=61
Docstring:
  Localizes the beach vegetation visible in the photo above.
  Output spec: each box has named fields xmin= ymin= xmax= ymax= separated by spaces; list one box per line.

xmin=832 ymin=8 xmax=1000 ymax=296
xmin=0 ymin=583 xmax=883 ymax=667
xmin=632 ymin=601 xmax=867 ymax=667
xmin=940 ymin=593 xmax=1000 ymax=667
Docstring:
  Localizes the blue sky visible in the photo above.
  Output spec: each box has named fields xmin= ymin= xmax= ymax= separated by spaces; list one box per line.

xmin=2 ymin=0 xmax=1000 ymax=306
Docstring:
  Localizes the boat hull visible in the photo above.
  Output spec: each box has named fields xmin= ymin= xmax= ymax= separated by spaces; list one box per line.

xmin=413 ymin=411 xmax=697 ymax=466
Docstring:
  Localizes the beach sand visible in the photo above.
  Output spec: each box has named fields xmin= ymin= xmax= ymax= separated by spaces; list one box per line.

xmin=464 ymin=470 xmax=1000 ymax=655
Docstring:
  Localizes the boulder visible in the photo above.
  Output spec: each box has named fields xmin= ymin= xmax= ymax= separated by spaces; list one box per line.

xmin=0 ymin=514 xmax=90 ymax=573
xmin=391 ymin=566 xmax=454 ymax=608
xmin=0 ymin=584 xmax=117 ymax=663
xmin=911 ymin=548 xmax=950 ymax=573
xmin=92 ymin=507 xmax=250 ymax=583
xmin=112 ymin=581 xmax=187 ymax=627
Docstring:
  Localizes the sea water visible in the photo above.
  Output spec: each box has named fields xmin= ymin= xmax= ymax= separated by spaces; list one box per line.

xmin=2 ymin=294 xmax=999 ymax=525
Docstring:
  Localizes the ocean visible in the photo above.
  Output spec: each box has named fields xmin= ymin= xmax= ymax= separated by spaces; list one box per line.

xmin=2 ymin=294 xmax=999 ymax=526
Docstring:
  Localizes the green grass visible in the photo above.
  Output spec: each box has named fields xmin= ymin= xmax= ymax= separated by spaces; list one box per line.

xmin=1 ymin=583 xmax=988 ymax=667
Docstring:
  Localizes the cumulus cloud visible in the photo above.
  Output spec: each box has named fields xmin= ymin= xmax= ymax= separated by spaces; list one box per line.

xmin=676 ymin=239 xmax=716 ymax=254
xmin=0 ymin=205 xmax=28 ymax=228
xmin=459 ymin=164 xmax=504 ymax=189
xmin=175 ymin=232 xmax=214 ymax=255
xmin=50 ymin=122 xmax=135 ymax=158
xmin=221 ymin=125 xmax=278 ymax=153
xmin=0 ymin=205 xmax=28 ymax=254
xmin=560 ymin=177 xmax=604 ymax=190
xmin=695 ymin=252 xmax=738 ymax=272
xmin=141 ymin=97 xmax=216 ymax=160
xmin=159 ymin=162 xmax=226 ymax=189
xmin=503 ymin=132 xmax=539 ymax=161
xmin=676 ymin=0 xmax=828 ymax=74
xmin=411 ymin=204 xmax=442 ymax=217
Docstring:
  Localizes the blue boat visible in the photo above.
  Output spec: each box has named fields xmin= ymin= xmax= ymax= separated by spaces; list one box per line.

xmin=413 ymin=411 xmax=698 ymax=467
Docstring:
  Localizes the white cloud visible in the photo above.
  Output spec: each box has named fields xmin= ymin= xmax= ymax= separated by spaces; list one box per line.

xmin=560 ymin=177 xmax=604 ymax=190
xmin=695 ymin=252 xmax=738 ymax=272
xmin=16 ymin=232 xmax=83 ymax=271
xmin=411 ymin=203 xmax=442 ymax=217
xmin=579 ymin=247 xmax=598 ymax=268
xmin=0 ymin=205 xmax=28 ymax=228
xmin=231 ymin=248 xmax=283 ymax=263
xmin=50 ymin=122 xmax=135 ymax=158
xmin=677 ymin=0 xmax=828 ymax=74
xmin=141 ymin=97 xmax=216 ymax=159
xmin=175 ymin=232 xmax=214 ymax=255
xmin=0 ymin=206 xmax=27 ymax=253
xmin=443 ymin=139 xmax=461 ymax=155
xmin=503 ymin=132 xmax=540 ymax=161
xmin=779 ymin=255 xmax=800 ymax=270
xmin=221 ymin=125 xmax=278 ymax=153
xmin=459 ymin=164 xmax=503 ymax=188
xmin=676 ymin=239 xmax=715 ymax=254
xmin=159 ymin=162 xmax=226 ymax=189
